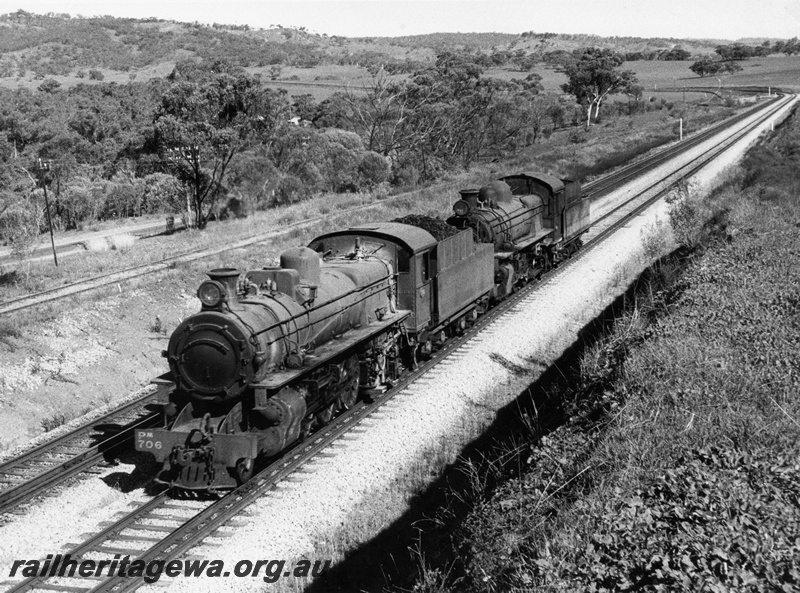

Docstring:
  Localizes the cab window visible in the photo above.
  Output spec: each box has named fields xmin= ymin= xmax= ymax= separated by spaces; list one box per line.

xmin=398 ymin=250 xmax=410 ymax=273
xmin=418 ymin=252 xmax=430 ymax=283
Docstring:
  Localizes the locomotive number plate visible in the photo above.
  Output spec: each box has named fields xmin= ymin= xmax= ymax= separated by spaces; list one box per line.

xmin=136 ymin=430 xmax=164 ymax=451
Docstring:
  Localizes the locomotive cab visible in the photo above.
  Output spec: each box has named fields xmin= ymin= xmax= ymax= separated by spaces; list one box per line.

xmin=311 ymin=222 xmax=494 ymax=351
xmin=310 ymin=222 xmax=439 ymax=334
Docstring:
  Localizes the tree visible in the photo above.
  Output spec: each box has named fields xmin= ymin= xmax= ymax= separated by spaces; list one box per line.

xmin=780 ymin=37 xmax=799 ymax=56
xmin=721 ymin=61 xmax=743 ymax=75
xmin=715 ymin=43 xmax=760 ymax=61
xmin=690 ymin=58 xmax=723 ymax=78
xmin=154 ymin=61 xmax=288 ymax=228
xmin=334 ymin=68 xmax=412 ymax=160
xmin=661 ymin=47 xmax=691 ymax=61
xmin=690 ymin=58 xmax=741 ymax=78
xmin=561 ymin=48 xmax=637 ymax=127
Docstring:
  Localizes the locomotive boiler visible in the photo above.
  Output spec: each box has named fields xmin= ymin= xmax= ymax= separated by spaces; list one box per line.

xmin=448 ymin=173 xmax=590 ymax=298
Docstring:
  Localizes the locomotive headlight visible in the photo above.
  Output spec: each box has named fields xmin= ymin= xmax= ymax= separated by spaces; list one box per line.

xmin=197 ymin=280 xmax=225 ymax=307
xmin=453 ymin=200 xmax=470 ymax=216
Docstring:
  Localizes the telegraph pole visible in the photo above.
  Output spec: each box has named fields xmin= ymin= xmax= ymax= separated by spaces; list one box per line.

xmin=37 ymin=158 xmax=58 ymax=267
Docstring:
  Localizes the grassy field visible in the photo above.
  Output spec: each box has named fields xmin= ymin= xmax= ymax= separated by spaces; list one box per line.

xmin=6 ymin=51 xmax=798 ymax=99
xmin=259 ymin=56 xmax=800 ymax=101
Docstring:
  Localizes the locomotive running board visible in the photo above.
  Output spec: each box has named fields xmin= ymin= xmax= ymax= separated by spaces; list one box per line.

xmin=253 ymin=309 xmax=411 ymax=392
xmin=149 ymin=311 xmax=410 ymax=391
xmin=495 ymin=228 xmax=555 ymax=258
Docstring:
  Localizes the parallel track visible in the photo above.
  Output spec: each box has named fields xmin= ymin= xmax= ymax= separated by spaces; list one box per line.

xmin=586 ymin=92 xmax=793 ymax=242
xmin=0 ymin=390 xmax=165 ymax=515
xmin=582 ymin=95 xmax=778 ymax=198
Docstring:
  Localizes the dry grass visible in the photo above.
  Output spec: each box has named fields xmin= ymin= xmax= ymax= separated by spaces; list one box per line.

xmin=84 ymin=237 xmax=110 ymax=252
xmin=108 ymin=233 xmax=136 ymax=251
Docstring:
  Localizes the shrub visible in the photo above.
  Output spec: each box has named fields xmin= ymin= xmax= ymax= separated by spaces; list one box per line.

xmin=142 ymin=172 xmax=184 ymax=213
xmin=59 ymin=182 xmax=106 ymax=229
xmin=108 ymin=233 xmax=135 ymax=251
xmin=41 ymin=413 xmax=68 ymax=432
xmin=103 ymin=180 xmax=144 ymax=218
xmin=568 ymin=127 xmax=588 ymax=144
xmin=38 ymin=78 xmax=61 ymax=93
xmin=0 ymin=318 xmax=23 ymax=339
xmin=392 ymin=163 xmax=419 ymax=189
xmin=275 ymin=175 xmax=309 ymax=205
xmin=665 ymin=180 xmax=703 ymax=248
xmin=219 ymin=196 xmax=249 ymax=219
xmin=640 ymin=218 xmax=668 ymax=261
xmin=85 ymin=237 xmax=110 ymax=252
xmin=0 ymin=195 xmax=44 ymax=285
xmin=357 ymin=151 xmax=390 ymax=188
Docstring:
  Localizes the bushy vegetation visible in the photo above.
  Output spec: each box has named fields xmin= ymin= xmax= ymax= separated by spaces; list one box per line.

xmin=0 ymin=42 xmax=580 ymax=239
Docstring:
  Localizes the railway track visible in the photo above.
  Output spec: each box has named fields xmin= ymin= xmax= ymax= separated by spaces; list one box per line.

xmin=0 ymin=389 xmax=166 ymax=515
xmin=582 ymin=94 xmax=778 ymax=198
xmin=586 ymin=91 xmax=794 ymax=242
xmin=2 ymin=91 xmax=792 ymax=593
xmin=0 ymin=94 xmax=781 ymax=319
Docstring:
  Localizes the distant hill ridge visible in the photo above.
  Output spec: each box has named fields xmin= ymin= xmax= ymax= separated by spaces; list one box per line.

xmin=0 ymin=9 xmax=776 ymax=83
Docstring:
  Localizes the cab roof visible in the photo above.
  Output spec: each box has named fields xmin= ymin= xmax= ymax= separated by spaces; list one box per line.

xmin=501 ymin=172 xmax=566 ymax=194
xmin=311 ymin=222 xmax=438 ymax=254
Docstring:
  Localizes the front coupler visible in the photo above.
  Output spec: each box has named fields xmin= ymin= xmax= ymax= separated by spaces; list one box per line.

xmin=135 ymin=402 xmax=257 ymax=490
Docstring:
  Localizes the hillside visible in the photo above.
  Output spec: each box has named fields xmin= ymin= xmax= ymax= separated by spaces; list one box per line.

xmin=0 ymin=9 xmax=784 ymax=88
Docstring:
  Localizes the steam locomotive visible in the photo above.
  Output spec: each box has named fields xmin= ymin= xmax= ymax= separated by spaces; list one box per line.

xmin=135 ymin=173 xmax=590 ymax=491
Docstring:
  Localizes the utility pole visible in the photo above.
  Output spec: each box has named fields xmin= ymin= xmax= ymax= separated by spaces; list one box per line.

xmin=37 ymin=158 xmax=58 ymax=267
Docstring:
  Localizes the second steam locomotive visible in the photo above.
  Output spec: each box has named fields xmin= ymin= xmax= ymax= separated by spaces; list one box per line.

xmin=135 ymin=173 xmax=590 ymax=490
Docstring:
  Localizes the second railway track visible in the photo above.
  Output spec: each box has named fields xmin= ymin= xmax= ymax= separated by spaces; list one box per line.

xmin=0 ymin=389 xmax=166 ymax=515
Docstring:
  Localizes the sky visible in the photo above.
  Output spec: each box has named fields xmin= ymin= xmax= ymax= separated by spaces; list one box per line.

xmin=9 ymin=0 xmax=800 ymax=40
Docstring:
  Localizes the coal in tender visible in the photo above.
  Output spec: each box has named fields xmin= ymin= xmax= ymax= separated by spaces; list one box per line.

xmin=392 ymin=215 xmax=460 ymax=241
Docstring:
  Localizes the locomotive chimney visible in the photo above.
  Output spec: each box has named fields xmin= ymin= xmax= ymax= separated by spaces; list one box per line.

xmin=207 ymin=268 xmax=241 ymax=307
xmin=459 ymin=189 xmax=479 ymax=210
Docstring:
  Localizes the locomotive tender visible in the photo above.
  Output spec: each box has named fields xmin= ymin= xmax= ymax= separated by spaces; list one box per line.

xmin=135 ymin=173 xmax=590 ymax=491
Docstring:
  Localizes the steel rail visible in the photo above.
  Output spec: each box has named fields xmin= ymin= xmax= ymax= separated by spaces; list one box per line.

xmin=586 ymin=93 xmax=793 ymax=242
xmin=583 ymin=95 xmax=778 ymax=198
xmin=0 ymin=390 xmax=164 ymax=514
